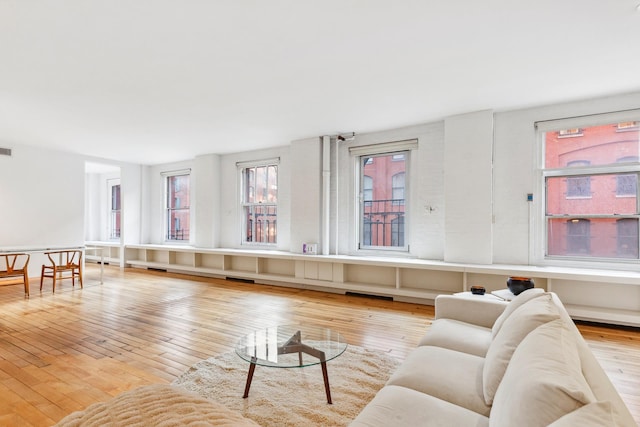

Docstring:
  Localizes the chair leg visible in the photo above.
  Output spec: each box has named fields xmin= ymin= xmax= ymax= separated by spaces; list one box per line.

xmin=40 ymin=265 xmax=45 ymax=291
xmin=79 ymin=267 xmax=83 ymax=289
xmin=52 ymin=267 xmax=56 ymax=293
xmin=23 ymin=273 xmax=29 ymax=297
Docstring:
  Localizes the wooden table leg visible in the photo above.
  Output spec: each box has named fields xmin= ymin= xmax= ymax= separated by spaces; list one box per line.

xmin=320 ymin=360 xmax=332 ymax=404
xmin=243 ymin=358 xmax=257 ymax=398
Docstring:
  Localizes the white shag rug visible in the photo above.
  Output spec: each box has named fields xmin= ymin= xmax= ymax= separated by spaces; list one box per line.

xmin=172 ymin=345 xmax=400 ymax=427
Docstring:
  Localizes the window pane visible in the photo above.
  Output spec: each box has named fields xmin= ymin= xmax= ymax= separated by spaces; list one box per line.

xmin=361 ymin=151 xmax=407 ymax=248
xmin=254 ymin=166 xmax=267 ymax=203
xmin=110 ymin=184 xmax=121 ymax=239
xmin=617 ymin=218 xmax=639 ymax=258
xmin=547 ymin=217 xmax=639 ymax=259
xmin=546 ymin=174 xmax=638 ymax=216
xmin=167 ymin=175 xmax=190 ymax=209
xmin=267 ymin=165 xmax=277 ymax=202
xmin=111 ymin=185 xmax=121 ymax=210
xmin=244 ymin=169 xmax=255 ymax=203
xmin=545 ymin=122 xmax=640 ymax=168
xmin=166 ymin=174 xmax=190 ymax=241
xmin=245 ymin=205 xmax=277 ymax=243
xmin=242 ymin=164 xmax=277 ymax=244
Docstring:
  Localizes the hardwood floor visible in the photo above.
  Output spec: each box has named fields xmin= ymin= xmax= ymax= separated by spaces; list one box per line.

xmin=0 ymin=265 xmax=638 ymax=426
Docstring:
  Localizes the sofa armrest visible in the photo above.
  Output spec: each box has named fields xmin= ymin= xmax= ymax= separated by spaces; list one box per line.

xmin=435 ymin=295 xmax=508 ymax=329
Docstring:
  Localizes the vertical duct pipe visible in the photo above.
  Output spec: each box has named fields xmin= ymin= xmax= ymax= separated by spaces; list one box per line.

xmin=322 ymin=135 xmax=331 ymax=255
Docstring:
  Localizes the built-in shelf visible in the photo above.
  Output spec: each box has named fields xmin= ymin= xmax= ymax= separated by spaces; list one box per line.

xmin=122 ymin=244 xmax=640 ymax=327
xmin=85 ymin=241 xmax=122 ymax=266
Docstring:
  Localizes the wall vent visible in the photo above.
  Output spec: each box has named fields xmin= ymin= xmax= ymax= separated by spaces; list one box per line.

xmin=0 ymin=147 xmax=11 ymax=156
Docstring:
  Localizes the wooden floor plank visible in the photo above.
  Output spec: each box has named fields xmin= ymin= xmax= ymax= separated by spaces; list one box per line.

xmin=0 ymin=265 xmax=638 ymax=426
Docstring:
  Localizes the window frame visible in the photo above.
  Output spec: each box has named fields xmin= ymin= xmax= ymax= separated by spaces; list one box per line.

xmin=163 ymin=170 xmax=191 ymax=243
xmin=107 ymin=178 xmax=121 ymax=241
xmin=239 ymin=159 xmax=279 ymax=247
xmin=350 ymin=140 xmax=416 ymax=253
xmin=535 ymin=111 xmax=640 ymax=267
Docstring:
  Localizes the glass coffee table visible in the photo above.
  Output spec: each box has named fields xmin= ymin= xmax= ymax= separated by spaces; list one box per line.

xmin=235 ymin=325 xmax=347 ymax=404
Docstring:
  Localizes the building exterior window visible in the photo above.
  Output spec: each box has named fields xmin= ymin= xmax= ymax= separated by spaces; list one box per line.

xmin=558 ymin=128 xmax=583 ymax=138
xmin=358 ymin=150 xmax=409 ymax=250
xmin=617 ymin=218 xmax=639 ymax=258
xmin=392 ymin=172 xmax=405 ymax=205
xmin=108 ymin=179 xmax=121 ymax=240
xmin=616 ymin=156 xmax=638 ymax=196
xmin=165 ymin=172 xmax=190 ymax=241
xmin=566 ymin=219 xmax=590 ymax=255
xmin=363 ymin=176 xmax=373 ymax=207
xmin=542 ymin=117 xmax=640 ymax=261
xmin=617 ymin=121 xmax=639 ymax=132
xmin=241 ymin=162 xmax=277 ymax=245
xmin=565 ymin=161 xmax=591 ymax=198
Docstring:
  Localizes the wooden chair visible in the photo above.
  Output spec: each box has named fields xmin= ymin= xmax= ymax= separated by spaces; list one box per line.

xmin=40 ymin=250 xmax=83 ymax=293
xmin=0 ymin=253 xmax=30 ymax=296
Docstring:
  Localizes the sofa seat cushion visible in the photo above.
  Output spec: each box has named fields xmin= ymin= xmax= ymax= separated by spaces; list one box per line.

xmin=386 ymin=346 xmax=490 ymax=416
xmin=349 ymin=385 xmax=490 ymax=427
xmin=483 ymin=293 xmax=560 ymax=405
xmin=418 ymin=318 xmax=492 ymax=357
xmin=490 ymin=319 xmax=596 ymax=427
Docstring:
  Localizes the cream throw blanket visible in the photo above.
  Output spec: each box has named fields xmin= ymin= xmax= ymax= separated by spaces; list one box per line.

xmin=54 ymin=383 xmax=260 ymax=427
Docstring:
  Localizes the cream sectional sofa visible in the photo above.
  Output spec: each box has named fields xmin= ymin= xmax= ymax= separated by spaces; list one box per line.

xmin=350 ymin=289 xmax=636 ymax=427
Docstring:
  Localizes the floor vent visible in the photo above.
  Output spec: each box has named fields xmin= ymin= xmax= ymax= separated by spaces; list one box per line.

xmin=226 ymin=276 xmax=255 ymax=284
xmin=345 ymin=291 xmax=393 ymax=301
xmin=148 ymin=267 xmax=167 ymax=272
xmin=0 ymin=147 xmax=12 ymax=156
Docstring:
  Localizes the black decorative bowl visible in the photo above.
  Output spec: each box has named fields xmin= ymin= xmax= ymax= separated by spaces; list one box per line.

xmin=506 ymin=277 xmax=534 ymax=296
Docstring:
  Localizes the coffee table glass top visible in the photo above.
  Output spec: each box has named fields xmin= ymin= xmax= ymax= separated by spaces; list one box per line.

xmin=235 ymin=325 xmax=347 ymax=368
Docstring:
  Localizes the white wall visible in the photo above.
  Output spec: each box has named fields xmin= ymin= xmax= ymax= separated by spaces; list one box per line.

xmin=444 ymin=110 xmax=493 ymax=264
xmin=85 ymin=170 xmax=120 ymax=241
xmin=290 ymin=137 xmax=321 ymax=254
xmin=194 ymin=154 xmax=221 ymax=248
xmin=0 ymin=145 xmax=85 ymax=248
xmin=5 ymin=90 xmax=640 ymax=270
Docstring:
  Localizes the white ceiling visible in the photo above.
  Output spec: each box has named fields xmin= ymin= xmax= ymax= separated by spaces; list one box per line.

xmin=2 ymin=1 xmax=640 ymax=165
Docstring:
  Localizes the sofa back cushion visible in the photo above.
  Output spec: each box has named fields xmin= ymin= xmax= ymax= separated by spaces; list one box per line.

xmin=483 ymin=293 xmax=560 ymax=405
xmin=491 ymin=288 xmax=546 ymax=338
xmin=490 ymin=319 xmax=596 ymax=427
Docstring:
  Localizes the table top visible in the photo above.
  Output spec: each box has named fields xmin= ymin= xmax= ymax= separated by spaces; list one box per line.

xmin=235 ymin=325 xmax=347 ymax=368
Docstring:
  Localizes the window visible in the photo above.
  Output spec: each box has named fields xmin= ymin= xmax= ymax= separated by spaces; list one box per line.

xmin=358 ymin=150 xmax=409 ymax=250
xmin=392 ymin=172 xmax=405 ymax=205
xmin=565 ymin=161 xmax=591 ymax=198
xmin=108 ymin=179 xmax=121 ymax=240
xmin=558 ymin=128 xmax=583 ymax=138
xmin=617 ymin=218 xmax=639 ymax=258
xmin=165 ymin=172 xmax=190 ymax=241
xmin=363 ymin=176 xmax=373 ymax=207
xmin=616 ymin=156 xmax=638 ymax=196
xmin=566 ymin=219 xmax=590 ymax=255
xmin=617 ymin=121 xmax=639 ymax=132
xmin=541 ymin=116 xmax=640 ymax=261
xmin=241 ymin=162 xmax=277 ymax=244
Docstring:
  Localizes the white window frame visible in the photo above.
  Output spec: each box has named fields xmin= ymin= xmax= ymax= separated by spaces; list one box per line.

xmin=238 ymin=158 xmax=279 ymax=247
xmin=350 ymin=140 xmax=417 ymax=253
xmin=162 ymin=169 xmax=191 ymax=243
xmin=533 ymin=110 xmax=640 ymax=268
xmin=107 ymin=178 xmax=121 ymax=241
